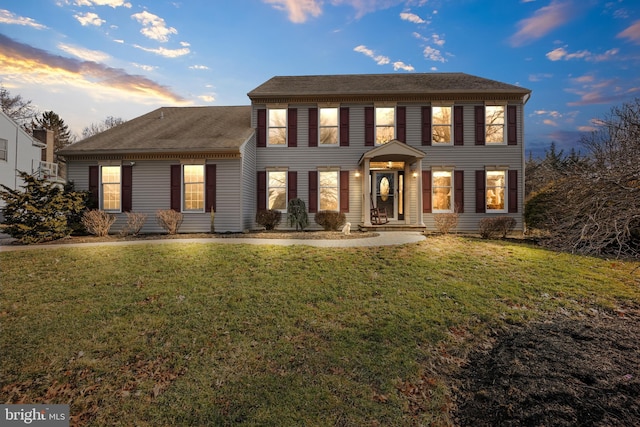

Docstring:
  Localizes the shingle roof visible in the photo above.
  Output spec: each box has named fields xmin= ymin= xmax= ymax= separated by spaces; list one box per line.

xmin=59 ymin=106 xmax=252 ymax=156
xmin=248 ymin=73 xmax=531 ymax=101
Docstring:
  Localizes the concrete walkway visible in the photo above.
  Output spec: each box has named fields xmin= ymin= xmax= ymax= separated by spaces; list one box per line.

xmin=0 ymin=231 xmax=426 ymax=252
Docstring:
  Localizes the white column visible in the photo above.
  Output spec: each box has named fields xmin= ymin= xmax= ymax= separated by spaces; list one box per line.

xmin=416 ymin=160 xmax=425 ymax=227
xmin=363 ymin=160 xmax=372 ymax=226
xmin=404 ymin=163 xmax=411 ymax=224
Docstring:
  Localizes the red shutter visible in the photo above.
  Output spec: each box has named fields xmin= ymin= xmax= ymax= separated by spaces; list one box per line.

xmin=508 ymin=170 xmax=518 ymax=213
xmin=339 ymin=170 xmax=349 ymax=213
xmin=288 ymin=108 xmax=297 ymax=147
xmin=308 ymin=171 xmax=318 ymax=213
xmin=288 ymin=171 xmax=297 ymax=202
xmin=364 ymin=106 xmax=374 ymax=146
xmin=257 ymin=171 xmax=266 ymax=211
xmin=122 ymin=165 xmax=132 ymax=212
xmin=88 ymin=165 xmax=99 ymax=209
xmin=205 ymin=164 xmax=216 ymax=213
xmin=257 ymin=109 xmax=266 ymax=147
xmin=475 ymin=106 xmax=485 ymax=146
xmin=421 ymin=106 xmax=432 ymax=146
xmin=454 ymin=106 xmax=464 ymax=146
xmin=396 ymin=106 xmax=406 ymax=143
xmin=339 ymin=107 xmax=349 ymax=147
xmin=422 ymin=170 xmax=432 ymax=213
xmin=308 ymin=108 xmax=318 ymax=147
xmin=454 ymin=170 xmax=464 ymax=213
xmin=170 ymin=164 xmax=181 ymax=212
xmin=507 ymin=105 xmax=517 ymax=145
xmin=475 ymin=170 xmax=486 ymax=213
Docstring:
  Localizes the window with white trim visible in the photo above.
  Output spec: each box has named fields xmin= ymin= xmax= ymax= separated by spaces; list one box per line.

xmin=486 ymin=170 xmax=506 ymax=211
xmin=375 ymin=107 xmax=395 ymax=145
xmin=268 ymin=108 xmax=287 ymax=146
xmin=486 ymin=105 xmax=506 ymax=144
xmin=432 ymin=170 xmax=453 ymax=211
xmin=267 ymin=171 xmax=287 ymax=211
xmin=319 ymin=107 xmax=338 ymax=145
xmin=0 ymin=138 xmax=7 ymax=161
xmin=101 ymin=165 xmax=121 ymax=211
xmin=183 ymin=165 xmax=204 ymax=211
xmin=319 ymin=170 xmax=339 ymax=211
xmin=432 ymin=106 xmax=452 ymax=144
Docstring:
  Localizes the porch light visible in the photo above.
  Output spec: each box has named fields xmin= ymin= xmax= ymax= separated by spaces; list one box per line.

xmin=410 ymin=164 xmax=418 ymax=178
xmin=355 ymin=168 xmax=361 ymax=178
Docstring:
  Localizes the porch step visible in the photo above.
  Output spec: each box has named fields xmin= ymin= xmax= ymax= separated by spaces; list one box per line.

xmin=358 ymin=224 xmax=427 ymax=232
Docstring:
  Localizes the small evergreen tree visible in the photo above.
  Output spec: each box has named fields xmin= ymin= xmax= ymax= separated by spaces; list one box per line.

xmin=0 ymin=171 xmax=87 ymax=244
xmin=287 ymin=198 xmax=309 ymax=231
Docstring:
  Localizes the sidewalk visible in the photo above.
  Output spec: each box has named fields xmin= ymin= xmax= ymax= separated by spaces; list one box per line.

xmin=0 ymin=231 xmax=426 ymax=252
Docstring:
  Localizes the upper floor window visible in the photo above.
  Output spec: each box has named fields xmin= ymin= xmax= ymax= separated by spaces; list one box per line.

xmin=375 ymin=107 xmax=395 ymax=145
xmin=101 ymin=165 xmax=121 ymax=211
xmin=268 ymin=108 xmax=287 ymax=146
xmin=486 ymin=170 xmax=506 ymax=211
xmin=486 ymin=105 xmax=505 ymax=144
xmin=183 ymin=165 xmax=204 ymax=211
xmin=432 ymin=106 xmax=452 ymax=144
xmin=319 ymin=107 xmax=338 ymax=145
xmin=268 ymin=170 xmax=287 ymax=211
xmin=432 ymin=170 xmax=453 ymax=211
xmin=0 ymin=138 xmax=7 ymax=161
xmin=319 ymin=170 xmax=339 ymax=211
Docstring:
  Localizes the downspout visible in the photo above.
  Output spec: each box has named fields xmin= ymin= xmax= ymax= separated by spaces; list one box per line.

xmin=14 ymin=124 xmax=19 ymax=189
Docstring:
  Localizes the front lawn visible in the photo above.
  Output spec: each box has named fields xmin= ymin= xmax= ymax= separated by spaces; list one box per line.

xmin=1 ymin=236 xmax=638 ymax=425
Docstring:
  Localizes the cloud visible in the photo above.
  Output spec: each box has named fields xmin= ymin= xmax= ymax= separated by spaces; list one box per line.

xmin=617 ymin=20 xmax=640 ymax=44
xmin=400 ymin=12 xmax=425 ymax=24
xmin=565 ymin=76 xmax=621 ymax=106
xmin=546 ymin=46 xmax=619 ymax=62
xmin=69 ymin=0 xmax=132 ymax=8
xmin=131 ymin=11 xmax=177 ymax=42
xmin=533 ymin=110 xmax=562 ymax=118
xmin=543 ymin=119 xmax=558 ymax=126
xmin=58 ymin=43 xmax=110 ymax=62
xmin=74 ymin=12 xmax=106 ymax=26
xmin=0 ymin=9 xmax=47 ymax=29
xmin=393 ymin=61 xmax=414 ymax=71
xmin=198 ymin=95 xmax=215 ymax=102
xmin=0 ymin=33 xmax=185 ymax=104
xmin=189 ymin=65 xmax=209 ymax=70
xmin=509 ymin=0 xmax=575 ymax=46
xmin=263 ymin=0 xmax=322 ymax=23
xmin=423 ymin=46 xmax=445 ymax=62
xmin=528 ymin=73 xmax=553 ymax=82
xmin=132 ymin=63 xmax=157 ymax=72
xmin=354 ymin=45 xmax=390 ymax=65
xmin=132 ymin=44 xmax=190 ymax=58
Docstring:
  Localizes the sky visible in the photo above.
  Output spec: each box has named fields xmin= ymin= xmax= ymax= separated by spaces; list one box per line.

xmin=0 ymin=0 xmax=639 ymax=157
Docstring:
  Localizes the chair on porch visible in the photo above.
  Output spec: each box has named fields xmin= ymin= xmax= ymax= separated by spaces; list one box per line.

xmin=370 ymin=199 xmax=389 ymax=225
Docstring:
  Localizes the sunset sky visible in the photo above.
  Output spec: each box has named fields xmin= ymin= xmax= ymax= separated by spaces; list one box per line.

xmin=1 ymin=0 xmax=639 ymax=156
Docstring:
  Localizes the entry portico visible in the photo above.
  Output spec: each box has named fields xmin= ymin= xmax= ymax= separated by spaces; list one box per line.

xmin=359 ymin=140 xmax=426 ymax=228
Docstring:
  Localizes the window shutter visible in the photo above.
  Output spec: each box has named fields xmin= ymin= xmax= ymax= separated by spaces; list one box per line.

xmin=340 ymin=170 xmax=349 ymax=213
xmin=364 ymin=106 xmax=374 ymax=146
xmin=288 ymin=108 xmax=297 ymax=147
xmin=454 ymin=106 xmax=464 ymax=146
xmin=507 ymin=105 xmax=517 ymax=145
xmin=257 ymin=109 xmax=266 ymax=147
xmin=454 ymin=170 xmax=464 ymax=213
xmin=475 ymin=170 xmax=486 ymax=213
xmin=88 ymin=165 xmax=99 ymax=209
xmin=170 ymin=164 xmax=181 ymax=212
xmin=340 ymin=107 xmax=349 ymax=146
xmin=422 ymin=170 xmax=432 ymax=213
xmin=122 ymin=165 xmax=132 ymax=212
xmin=308 ymin=171 xmax=318 ymax=213
xmin=308 ymin=108 xmax=318 ymax=147
xmin=257 ymin=171 xmax=266 ymax=211
xmin=205 ymin=164 xmax=216 ymax=213
xmin=397 ymin=106 xmax=406 ymax=143
xmin=288 ymin=171 xmax=297 ymax=202
xmin=421 ymin=106 xmax=432 ymax=146
xmin=475 ymin=106 xmax=485 ymax=145
xmin=508 ymin=170 xmax=518 ymax=213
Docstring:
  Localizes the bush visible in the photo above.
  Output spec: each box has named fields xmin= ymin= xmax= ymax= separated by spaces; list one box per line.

xmin=82 ymin=210 xmax=116 ymax=237
xmin=315 ymin=211 xmax=346 ymax=231
xmin=287 ymin=198 xmax=309 ymax=231
xmin=256 ymin=209 xmax=282 ymax=230
xmin=0 ymin=171 xmax=87 ymax=244
xmin=479 ymin=216 xmax=517 ymax=239
xmin=156 ymin=209 xmax=183 ymax=234
xmin=121 ymin=212 xmax=147 ymax=236
xmin=434 ymin=212 xmax=459 ymax=234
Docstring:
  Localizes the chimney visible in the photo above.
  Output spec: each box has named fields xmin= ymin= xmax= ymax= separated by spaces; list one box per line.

xmin=33 ymin=128 xmax=54 ymax=163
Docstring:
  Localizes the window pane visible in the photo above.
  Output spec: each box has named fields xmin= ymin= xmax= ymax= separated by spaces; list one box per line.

xmin=268 ymin=128 xmax=286 ymax=145
xmin=376 ymin=126 xmax=394 ymax=144
xmin=103 ymin=183 xmax=121 ymax=210
xmin=102 ymin=166 xmax=120 ymax=183
xmin=486 ymin=106 xmax=505 ymax=144
xmin=320 ymin=127 xmax=338 ymax=145
xmin=268 ymin=171 xmax=287 ymax=210
xmin=183 ymin=165 xmax=204 ymax=211
xmin=268 ymin=108 xmax=287 ymax=145
xmin=376 ymin=107 xmax=394 ymax=125
xmin=319 ymin=171 xmax=338 ymax=211
xmin=486 ymin=170 xmax=505 ymax=210
xmin=319 ymin=108 xmax=338 ymax=145
xmin=433 ymin=171 xmax=452 ymax=211
xmin=433 ymin=126 xmax=451 ymax=144
xmin=432 ymin=106 xmax=451 ymax=125
xmin=432 ymin=106 xmax=452 ymax=144
xmin=320 ymin=108 xmax=338 ymax=126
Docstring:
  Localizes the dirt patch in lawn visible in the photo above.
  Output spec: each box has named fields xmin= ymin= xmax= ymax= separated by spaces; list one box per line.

xmin=453 ymin=307 xmax=640 ymax=426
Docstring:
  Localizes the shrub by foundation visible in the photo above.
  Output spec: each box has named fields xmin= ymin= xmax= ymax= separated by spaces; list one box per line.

xmin=256 ymin=209 xmax=282 ymax=230
xmin=479 ymin=216 xmax=516 ymax=239
xmin=82 ymin=210 xmax=116 ymax=237
xmin=315 ymin=211 xmax=346 ymax=231
xmin=156 ymin=209 xmax=183 ymax=235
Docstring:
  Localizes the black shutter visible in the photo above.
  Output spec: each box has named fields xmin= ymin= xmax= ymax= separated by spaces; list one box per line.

xmin=308 ymin=108 xmax=318 ymax=147
xmin=339 ymin=107 xmax=349 ymax=146
xmin=288 ymin=171 xmax=297 ymax=202
xmin=508 ymin=170 xmax=518 ymax=213
xmin=340 ymin=170 xmax=349 ymax=213
xmin=205 ymin=164 xmax=216 ymax=213
xmin=422 ymin=170 xmax=432 ymax=213
xmin=122 ymin=165 xmax=132 ymax=212
xmin=257 ymin=171 xmax=266 ymax=211
xmin=454 ymin=170 xmax=464 ymax=213
xmin=396 ymin=106 xmax=406 ymax=143
xmin=475 ymin=170 xmax=486 ymax=213
xmin=421 ymin=106 xmax=432 ymax=146
xmin=257 ymin=109 xmax=266 ymax=147
xmin=88 ymin=165 xmax=99 ymax=209
xmin=308 ymin=171 xmax=318 ymax=213
xmin=454 ymin=106 xmax=464 ymax=146
xmin=475 ymin=106 xmax=485 ymax=146
xmin=507 ymin=105 xmax=517 ymax=145
xmin=170 ymin=164 xmax=181 ymax=212
xmin=288 ymin=108 xmax=297 ymax=147
xmin=364 ymin=107 xmax=374 ymax=146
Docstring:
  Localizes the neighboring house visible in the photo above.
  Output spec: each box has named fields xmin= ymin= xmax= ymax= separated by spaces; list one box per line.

xmin=59 ymin=73 xmax=531 ymax=234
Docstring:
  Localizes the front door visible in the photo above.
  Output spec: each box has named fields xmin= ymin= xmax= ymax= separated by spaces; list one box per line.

xmin=374 ymin=172 xmax=397 ymax=220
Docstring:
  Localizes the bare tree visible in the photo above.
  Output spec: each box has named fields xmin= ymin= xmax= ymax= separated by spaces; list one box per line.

xmin=0 ymin=84 xmax=35 ymax=125
xmin=81 ymin=116 xmax=126 ymax=139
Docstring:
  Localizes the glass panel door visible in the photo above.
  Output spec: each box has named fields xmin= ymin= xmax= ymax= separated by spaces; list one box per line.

xmin=374 ymin=172 xmax=396 ymax=220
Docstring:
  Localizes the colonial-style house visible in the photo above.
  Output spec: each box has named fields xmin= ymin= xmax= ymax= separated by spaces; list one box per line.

xmin=59 ymin=73 xmax=531 ymax=234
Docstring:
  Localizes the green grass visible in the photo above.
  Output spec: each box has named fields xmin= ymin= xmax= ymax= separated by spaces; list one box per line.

xmin=1 ymin=236 xmax=639 ymax=426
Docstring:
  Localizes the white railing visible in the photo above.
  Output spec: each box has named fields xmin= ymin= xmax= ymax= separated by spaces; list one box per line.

xmin=36 ymin=161 xmax=58 ymax=180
